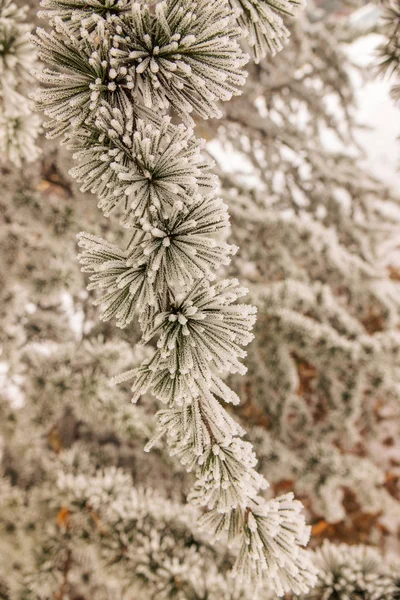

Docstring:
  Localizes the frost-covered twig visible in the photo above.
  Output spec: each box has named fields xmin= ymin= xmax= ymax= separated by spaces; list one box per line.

xmin=33 ymin=0 xmax=316 ymax=594
xmin=0 ymin=0 xmax=40 ymax=166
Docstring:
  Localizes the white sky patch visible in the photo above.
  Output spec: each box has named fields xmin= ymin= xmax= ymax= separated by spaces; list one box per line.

xmin=348 ymin=34 xmax=400 ymax=191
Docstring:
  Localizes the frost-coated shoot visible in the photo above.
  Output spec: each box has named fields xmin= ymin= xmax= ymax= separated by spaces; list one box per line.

xmin=32 ymin=0 xmax=317 ymax=594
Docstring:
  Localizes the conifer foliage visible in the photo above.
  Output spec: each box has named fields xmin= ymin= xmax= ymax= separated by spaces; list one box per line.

xmin=33 ymin=0 xmax=317 ymax=595
xmin=0 ymin=0 xmax=40 ymax=166
xmin=378 ymin=0 xmax=400 ymax=102
xmin=304 ymin=540 xmax=400 ymax=600
xmin=228 ymin=0 xmax=305 ymax=61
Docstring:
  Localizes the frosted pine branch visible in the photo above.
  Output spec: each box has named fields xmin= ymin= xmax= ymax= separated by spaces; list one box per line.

xmin=0 ymin=0 xmax=40 ymax=166
xmin=377 ymin=1 xmax=400 ymax=103
xmin=229 ymin=0 xmax=305 ymax=62
xmin=34 ymin=0 xmax=315 ymax=594
xmin=32 ymin=20 xmax=135 ymax=140
xmin=39 ymin=0 xmax=132 ymax=33
xmin=304 ymin=540 xmax=400 ymax=599
xmin=71 ymin=107 xmax=217 ymax=220
xmin=77 ymin=232 xmax=156 ymax=327
xmin=231 ymin=495 xmax=313 ymax=596
xmin=33 ymin=0 xmax=249 ymax=136
xmin=109 ymin=0 xmax=248 ymax=122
